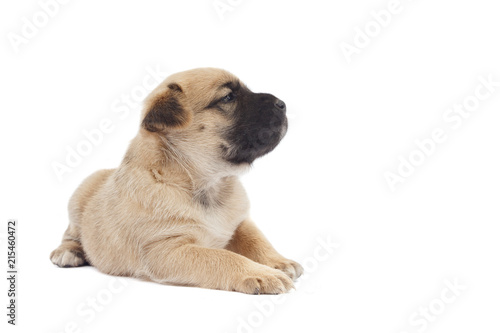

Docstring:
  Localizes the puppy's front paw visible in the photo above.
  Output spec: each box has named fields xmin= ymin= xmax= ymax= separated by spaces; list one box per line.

xmin=235 ymin=265 xmax=294 ymax=295
xmin=264 ymin=257 xmax=304 ymax=281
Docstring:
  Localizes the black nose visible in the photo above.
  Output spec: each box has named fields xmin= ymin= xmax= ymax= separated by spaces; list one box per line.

xmin=275 ymin=99 xmax=286 ymax=112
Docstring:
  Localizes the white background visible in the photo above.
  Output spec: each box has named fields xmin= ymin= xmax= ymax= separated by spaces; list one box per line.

xmin=1 ymin=0 xmax=499 ymax=332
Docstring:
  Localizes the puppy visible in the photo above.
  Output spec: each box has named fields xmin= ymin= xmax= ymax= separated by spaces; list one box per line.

xmin=50 ymin=68 xmax=303 ymax=294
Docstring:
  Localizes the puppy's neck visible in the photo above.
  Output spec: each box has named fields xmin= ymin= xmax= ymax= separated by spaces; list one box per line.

xmin=125 ymin=130 xmax=237 ymax=203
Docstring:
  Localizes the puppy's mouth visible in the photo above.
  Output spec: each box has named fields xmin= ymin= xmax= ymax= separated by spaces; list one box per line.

xmin=222 ymin=106 xmax=288 ymax=165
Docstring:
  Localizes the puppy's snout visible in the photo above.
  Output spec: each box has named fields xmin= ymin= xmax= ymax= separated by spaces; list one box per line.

xmin=274 ymin=99 xmax=286 ymax=112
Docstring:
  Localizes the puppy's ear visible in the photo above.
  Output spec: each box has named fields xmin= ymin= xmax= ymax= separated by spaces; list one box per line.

xmin=142 ymin=83 xmax=192 ymax=132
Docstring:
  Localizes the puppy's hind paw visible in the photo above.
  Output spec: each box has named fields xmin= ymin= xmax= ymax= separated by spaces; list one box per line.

xmin=50 ymin=241 xmax=87 ymax=268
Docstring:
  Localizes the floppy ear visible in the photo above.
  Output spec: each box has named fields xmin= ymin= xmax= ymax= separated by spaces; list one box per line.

xmin=142 ymin=83 xmax=192 ymax=132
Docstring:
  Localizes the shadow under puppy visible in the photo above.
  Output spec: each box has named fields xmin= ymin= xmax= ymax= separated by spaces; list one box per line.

xmin=50 ymin=68 xmax=303 ymax=294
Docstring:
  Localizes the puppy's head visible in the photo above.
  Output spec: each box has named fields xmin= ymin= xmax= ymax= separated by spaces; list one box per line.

xmin=141 ymin=68 xmax=287 ymax=167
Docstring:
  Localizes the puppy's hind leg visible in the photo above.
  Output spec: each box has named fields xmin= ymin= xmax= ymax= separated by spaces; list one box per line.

xmin=51 ymin=181 xmax=89 ymax=268
xmin=50 ymin=224 xmax=87 ymax=268
xmin=50 ymin=169 xmax=113 ymax=268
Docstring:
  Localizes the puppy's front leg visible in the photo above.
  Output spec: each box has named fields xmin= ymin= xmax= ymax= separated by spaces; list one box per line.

xmin=141 ymin=237 xmax=293 ymax=294
xmin=226 ymin=220 xmax=304 ymax=281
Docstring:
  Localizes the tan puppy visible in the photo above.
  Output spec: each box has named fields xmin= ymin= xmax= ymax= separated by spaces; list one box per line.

xmin=50 ymin=68 xmax=303 ymax=294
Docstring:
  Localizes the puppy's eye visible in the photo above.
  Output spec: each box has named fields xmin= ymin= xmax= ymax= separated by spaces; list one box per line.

xmin=221 ymin=92 xmax=235 ymax=103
